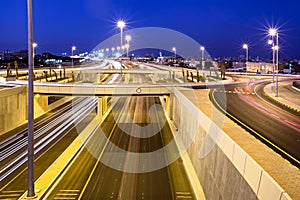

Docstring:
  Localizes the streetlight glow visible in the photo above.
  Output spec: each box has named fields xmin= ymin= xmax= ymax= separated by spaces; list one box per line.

xmin=269 ymin=28 xmax=277 ymax=36
xmin=117 ymin=20 xmax=125 ymax=29
xmin=273 ymin=45 xmax=279 ymax=51
xmin=268 ymin=40 xmax=273 ymax=45
xmin=242 ymin=44 xmax=248 ymax=49
xmin=125 ymin=35 xmax=132 ymax=42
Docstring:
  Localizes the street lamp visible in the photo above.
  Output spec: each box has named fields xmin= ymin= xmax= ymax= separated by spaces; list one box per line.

xmin=106 ymin=48 xmax=109 ymax=57
xmin=117 ymin=20 xmax=125 ymax=76
xmin=71 ymin=46 xmax=76 ymax=68
xmin=125 ymin=35 xmax=132 ymax=57
xmin=200 ymin=46 xmax=205 ymax=71
xmin=125 ymin=44 xmax=130 ymax=57
xmin=268 ymin=39 xmax=275 ymax=82
xmin=243 ymin=44 xmax=248 ymax=74
xmin=269 ymin=28 xmax=279 ymax=97
xmin=172 ymin=47 xmax=176 ymax=62
xmin=117 ymin=20 xmax=125 ymax=55
xmin=111 ymin=47 xmax=115 ymax=57
xmin=33 ymin=43 xmax=37 ymax=68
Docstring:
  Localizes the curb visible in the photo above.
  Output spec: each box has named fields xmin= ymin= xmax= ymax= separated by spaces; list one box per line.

xmin=263 ymin=83 xmax=300 ymax=114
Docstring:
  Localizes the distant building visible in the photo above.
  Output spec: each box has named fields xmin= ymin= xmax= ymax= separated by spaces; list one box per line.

xmin=3 ymin=50 xmax=13 ymax=60
xmin=246 ymin=62 xmax=273 ymax=73
xmin=13 ymin=50 xmax=28 ymax=60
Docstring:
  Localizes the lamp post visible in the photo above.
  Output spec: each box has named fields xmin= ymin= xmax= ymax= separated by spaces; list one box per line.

xmin=33 ymin=43 xmax=37 ymax=69
xmin=125 ymin=35 xmax=131 ymax=57
xmin=117 ymin=20 xmax=125 ymax=55
xmin=117 ymin=20 xmax=125 ymax=76
xmin=111 ymin=47 xmax=115 ymax=57
xmin=268 ymin=39 xmax=275 ymax=83
xmin=200 ymin=46 xmax=205 ymax=71
xmin=27 ymin=0 xmax=35 ymax=197
xmin=243 ymin=44 xmax=248 ymax=75
xmin=269 ymin=28 xmax=279 ymax=97
xmin=172 ymin=47 xmax=176 ymax=63
xmin=125 ymin=44 xmax=130 ymax=57
xmin=71 ymin=46 xmax=76 ymax=68
xmin=106 ymin=48 xmax=109 ymax=57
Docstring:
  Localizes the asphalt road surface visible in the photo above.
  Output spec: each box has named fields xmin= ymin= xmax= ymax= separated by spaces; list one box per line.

xmin=211 ymin=81 xmax=300 ymax=167
xmin=45 ymin=97 xmax=195 ymax=200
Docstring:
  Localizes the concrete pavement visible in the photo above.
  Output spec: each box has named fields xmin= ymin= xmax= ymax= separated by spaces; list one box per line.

xmin=264 ymin=80 xmax=300 ymax=112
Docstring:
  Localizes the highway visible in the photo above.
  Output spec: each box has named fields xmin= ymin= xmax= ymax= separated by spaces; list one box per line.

xmin=44 ymin=96 xmax=195 ymax=200
xmin=211 ymin=80 xmax=300 ymax=167
xmin=0 ymin=97 xmax=97 ymax=199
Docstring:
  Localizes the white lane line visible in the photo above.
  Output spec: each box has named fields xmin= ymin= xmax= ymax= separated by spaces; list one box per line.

xmin=270 ymin=113 xmax=280 ymax=119
xmin=59 ymin=190 xmax=80 ymax=192
xmin=1 ymin=190 xmax=24 ymax=193
xmin=284 ymin=119 xmax=298 ymax=127
xmin=0 ymin=194 xmax=21 ymax=197
xmin=176 ymin=192 xmax=191 ymax=195
xmin=176 ymin=195 xmax=193 ymax=199
xmin=56 ymin=193 xmax=78 ymax=196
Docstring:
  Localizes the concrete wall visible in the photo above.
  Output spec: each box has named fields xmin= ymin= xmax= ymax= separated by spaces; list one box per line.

xmin=168 ymin=88 xmax=292 ymax=200
xmin=0 ymin=86 xmax=48 ymax=136
xmin=0 ymin=86 xmax=27 ymax=134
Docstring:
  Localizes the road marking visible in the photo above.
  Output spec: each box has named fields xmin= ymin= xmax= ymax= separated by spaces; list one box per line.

xmin=56 ymin=193 xmax=78 ymax=196
xmin=1 ymin=190 xmax=24 ymax=193
xmin=176 ymin=195 xmax=193 ymax=199
xmin=0 ymin=194 xmax=21 ymax=197
xmin=270 ymin=113 xmax=280 ymax=119
xmin=59 ymin=190 xmax=80 ymax=192
xmin=0 ymin=190 xmax=25 ymax=199
xmin=215 ymin=90 xmax=256 ymax=96
xmin=53 ymin=190 xmax=79 ymax=200
xmin=176 ymin=192 xmax=191 ymax=195
xmin=284 ymin=119 xmax=298 ymax=127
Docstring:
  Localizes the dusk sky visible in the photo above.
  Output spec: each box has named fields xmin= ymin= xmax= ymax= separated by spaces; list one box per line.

xmin=1 ymin=0 xmax=300 ymax=59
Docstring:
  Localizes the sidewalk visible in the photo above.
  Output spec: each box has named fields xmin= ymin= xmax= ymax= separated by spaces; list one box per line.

xmin=264 ymin=80 xmax=300 ymax=112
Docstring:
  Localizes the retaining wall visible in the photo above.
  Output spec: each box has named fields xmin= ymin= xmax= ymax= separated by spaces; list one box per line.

xmin=0 ymin=86 xmax=48 ymax=136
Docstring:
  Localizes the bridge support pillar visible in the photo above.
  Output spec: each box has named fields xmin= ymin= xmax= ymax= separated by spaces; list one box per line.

xmin=97 ymin=97 xmax=108 ymax=119
xmin=165 ymin=94 xmax=174 ymax=120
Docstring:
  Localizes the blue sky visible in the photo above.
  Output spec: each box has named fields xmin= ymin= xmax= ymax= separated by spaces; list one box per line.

xmin=1 ymin=0 xmax=300 ymax=59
